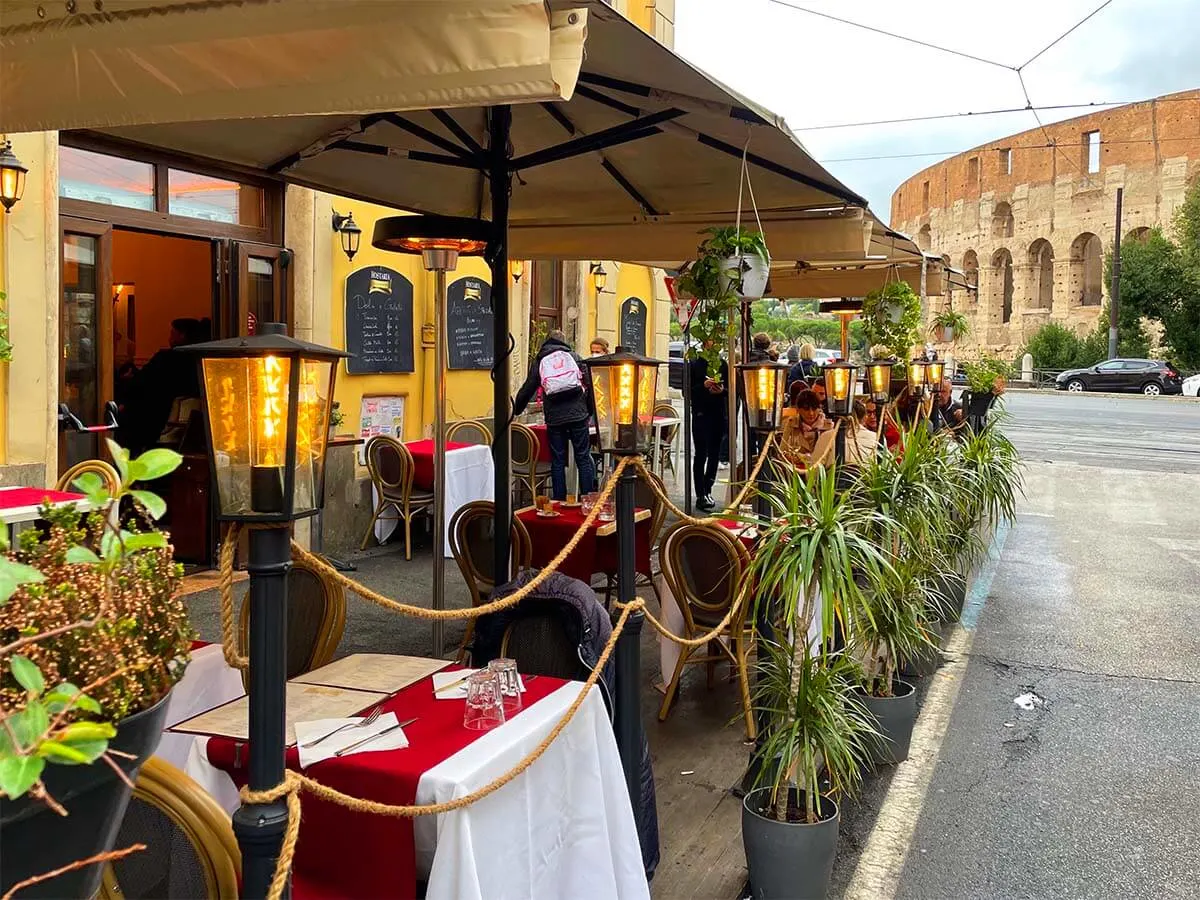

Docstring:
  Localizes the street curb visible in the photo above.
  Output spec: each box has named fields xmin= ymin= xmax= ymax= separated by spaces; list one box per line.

xmin=1004 ymin=385 xmax=1199 ymax=403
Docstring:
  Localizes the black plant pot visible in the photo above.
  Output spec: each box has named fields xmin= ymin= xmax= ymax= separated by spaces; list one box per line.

xmin=742 ymin=787 xmax=839 ymax=900
xmin=900 ymin=641 xmax=942 ymax=678
xmin=962 ymin=390 xmax=996 ymax=432
xmin=858 ymin=680 xmax=917 ymax=765
xmin=0 ymin=691 xmax=172 ymax=899
xmin=931 ymin=571 xmax=968 ymax=622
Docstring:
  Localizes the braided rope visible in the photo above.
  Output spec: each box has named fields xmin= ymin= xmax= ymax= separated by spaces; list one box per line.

xmin=218 ymin=531 xmax=248 ymax=670
xmin=243 ymin=598 xmax=643 ymax=900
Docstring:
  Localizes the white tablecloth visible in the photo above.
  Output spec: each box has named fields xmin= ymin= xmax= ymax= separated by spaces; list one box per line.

xmin=375 ymin=444 xmax=495 ymax=557
xmin=183 ymin=679 xmax=648 ymax=900
xmin=156 ymin=643 xmax=245 ymax=772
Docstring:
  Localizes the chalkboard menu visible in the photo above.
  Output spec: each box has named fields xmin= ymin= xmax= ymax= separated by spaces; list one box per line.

xmin=446 ymin=276 xmax=495 ymax=370
xmin=620 ymin=296 xmax=648 ymax=355
xmin=344 ymin=266 xmax=414 ymax=374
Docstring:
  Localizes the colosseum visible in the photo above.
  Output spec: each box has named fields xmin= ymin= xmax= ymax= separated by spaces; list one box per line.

xmin=890 ymin=88 xmax=1200 ymax=356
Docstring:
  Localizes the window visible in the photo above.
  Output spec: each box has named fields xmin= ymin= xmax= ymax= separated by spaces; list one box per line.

xmin=967 ymin=156 xmax=979 ymax=188
xmin=922 ymin=180 xmax=930 ymax=206
xmin=531 ymin=260 xmax=562 ymax=332
xmin=1097 ymin=361 xmax=1124 ymax=372
xmin=168 ymin=169 xmax=266 ymax=227
xmin=59 ymin=146 xmax=155 ymax=210
xmin=1084 ymin=131 xmax=1101 ymax=173
xmin=999 ymin=148 xmax=1012 ymax=175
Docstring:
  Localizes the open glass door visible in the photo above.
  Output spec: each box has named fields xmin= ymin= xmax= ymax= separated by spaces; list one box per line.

xmin=59 ymin=218 xmax=113 ymax=474
xmin=232 ymin=242 xmax=293 ymax=335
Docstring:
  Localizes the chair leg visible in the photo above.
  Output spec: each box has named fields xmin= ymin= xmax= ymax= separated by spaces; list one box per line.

xmin=658 ymin=646 xmax=692 ymax=722
xmin=455 ymin=620 xmax=476 ymax=665
xmin=706 ymin=640 xmax=719 ymax=689
xmin=403 ymin=509 xmax=413 ymax=561
xmin=360 ymin=502 xmax=386 ymax=550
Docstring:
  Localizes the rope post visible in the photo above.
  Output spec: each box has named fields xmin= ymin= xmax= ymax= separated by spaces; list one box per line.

xmin=613 ymin=457 xmax=644 ymax=821
xmin=234 ymin=524 xmax=293 ymax=900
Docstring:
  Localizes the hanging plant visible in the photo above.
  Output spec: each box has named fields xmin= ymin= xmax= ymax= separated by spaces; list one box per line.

xmin=929 ymin=309 xmax=970 ymax=343
xmin=862 ymin=281 xmax=922 ymax=361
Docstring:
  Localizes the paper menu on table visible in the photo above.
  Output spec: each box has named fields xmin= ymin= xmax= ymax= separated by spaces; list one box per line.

xmin=170 ymin=683 xmax=387 ymax=745
xmin=291 ymin=654 xmax=451 ymax=695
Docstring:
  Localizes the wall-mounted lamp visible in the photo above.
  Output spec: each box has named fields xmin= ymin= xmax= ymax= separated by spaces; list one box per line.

xmin=331 ymin=210 xmax=362 ymax=262
xmin=589 ymin=262 xmax=608 ymax=293
xmin=510 ymin=259 xmax=525 ymax=283
xmin=0 ymin=140 xmax=28 ymax=214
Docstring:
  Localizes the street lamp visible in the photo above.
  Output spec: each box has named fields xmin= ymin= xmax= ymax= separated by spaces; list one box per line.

xmin=374 ymin=213 xmax=491 ymax=655
xmin=590 ymin=262 xmax=609 ymax=293
xmin=510 ymin=259 xmax=525 ymax=282
xmin=823 ymin=361 xmax=859 ymax=467
xmin=738 ymin=361 xmax=787 ymax=433
xmin=586 ymin=349 xmax=661 ymax=456
xmin=865 ymin=359 xmax=895 ymax=403
xmin=330 ymin=210 xmax=362 ymax=262
xmin=0 ymin=140 xmax=28 ymax=214
xmin=908 ymin=358 xmax=929 ymax=394
xmin=188 ymin=323 xmax=348 ymax=898
xmin=926 ymin=359 xmax=945 ymax=388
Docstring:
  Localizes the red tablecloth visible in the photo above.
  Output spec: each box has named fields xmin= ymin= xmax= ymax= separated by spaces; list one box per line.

xmin=517 ymin=503 xmax=652 ymax=582
xmin=529 ymin=416 xmax=676 ymax=465
xmin=206 ymin=671 xmax=565 ymax=899
xmin=717 ymin=519 xmax=759 ymax=551
xmin=403 ymin=440 xmax=468 ymax=491
xmin=0 ymin=487 xmax=84 ymax=509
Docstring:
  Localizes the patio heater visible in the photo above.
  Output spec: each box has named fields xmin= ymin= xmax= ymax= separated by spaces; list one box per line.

xmin=820 ymin=298 xmax=863 ymax=361
xmin=822 ymin=361 xmax=859 ymax=467
xmin=189 ymin=324 xmax=347 ymax=899
xmin=586 ymin=349 xmax=661 ymax=816
xmin=374 ymin=214 xmax=491 ymax=656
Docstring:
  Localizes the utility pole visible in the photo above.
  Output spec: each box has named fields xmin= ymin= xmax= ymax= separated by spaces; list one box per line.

xmin=1109 ymin=187 xmax=1123 ymax=359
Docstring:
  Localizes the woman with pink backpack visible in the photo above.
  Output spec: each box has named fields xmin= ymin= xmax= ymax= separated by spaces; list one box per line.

xmin=513 ymin=330 xmax=597 ymax=500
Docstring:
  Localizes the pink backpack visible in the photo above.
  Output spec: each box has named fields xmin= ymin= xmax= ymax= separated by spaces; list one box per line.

xmin=539 ymin=349 xmax=583 ymax=396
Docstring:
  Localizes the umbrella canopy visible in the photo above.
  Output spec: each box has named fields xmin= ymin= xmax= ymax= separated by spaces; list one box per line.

xmin=0 ymin=0 xmax=587 ymax=132
xmin=38 ymin=0 xmax=867 ymax=263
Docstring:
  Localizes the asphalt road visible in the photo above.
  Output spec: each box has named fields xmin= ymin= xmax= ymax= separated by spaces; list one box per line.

xmin=835 ymin=391 xmax=1200 ymax=900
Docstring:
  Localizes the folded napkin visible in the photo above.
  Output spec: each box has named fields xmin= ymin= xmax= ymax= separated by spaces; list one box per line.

xmin=294 ymin=712 xmax=409 ymax=768
xmin=431 ymin=669 xmax=527 ymax=700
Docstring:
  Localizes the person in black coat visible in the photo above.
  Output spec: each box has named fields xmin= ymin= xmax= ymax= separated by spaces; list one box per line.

xmin=513 ymin=330 xmax=596 ymax=500
xmin=786 ymin=341 xmax=820 ymax=394
xmin=688 ymin=345 xmax=728 ymax=511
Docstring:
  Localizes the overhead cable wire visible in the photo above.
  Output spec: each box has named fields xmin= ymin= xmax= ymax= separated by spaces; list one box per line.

xmin=819 ymin=135 xmax=1197 ymax=164
xmin=1018 ymin=0 xmax=1116 ymax=69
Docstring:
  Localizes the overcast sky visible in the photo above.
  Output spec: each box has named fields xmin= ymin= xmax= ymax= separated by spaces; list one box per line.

xmin=674 ymin=0 xmax=1200 ymax=221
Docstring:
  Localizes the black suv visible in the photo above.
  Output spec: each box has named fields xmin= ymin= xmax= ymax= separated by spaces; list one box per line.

xmin=1054 ymin=358 xmax=1183 ymax=396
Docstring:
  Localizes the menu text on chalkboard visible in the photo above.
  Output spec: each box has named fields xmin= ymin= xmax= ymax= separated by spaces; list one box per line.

xmin=620 ymin=296 xmax=648 ymax=356
xmin=446 ymin=277 xmax=495 ymax=371
xmin=344 ymin=267 xmax=415 ymax=374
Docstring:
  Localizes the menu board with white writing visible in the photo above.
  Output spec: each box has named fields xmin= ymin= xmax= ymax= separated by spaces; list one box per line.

xmin=344 ymin=266 xmax=414 ymax=374
xmin=446 ymin=276 xmax=495 ymax=370
xmin=620 ymin=296 xmax=648 ymax=355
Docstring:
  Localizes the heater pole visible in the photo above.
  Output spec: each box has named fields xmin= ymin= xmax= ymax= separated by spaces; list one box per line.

xmin=432 ymin=267 xmax=448 ymax=655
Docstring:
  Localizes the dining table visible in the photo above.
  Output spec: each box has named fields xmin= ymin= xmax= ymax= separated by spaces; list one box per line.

xmin=177 ymin=659 xmax=648 ymax=900
xmin=530 ymin=416 xmax=679 ymax=476
xmin=515 ymin=501 xmax=652 ymax=584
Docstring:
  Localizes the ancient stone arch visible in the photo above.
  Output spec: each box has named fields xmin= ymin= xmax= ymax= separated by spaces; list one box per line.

xmin=1027 ymin=238 xmax=1054 ymax=310
xmin=1126 ymin=226 xmax=1152 ymax=243
xmin=991 ymin=248 xmax=1014 ymax=324
xmin=1069 ymin=232 xmax=1103 ymax=307
xmin=917 ymin=224 xmax=932 ymax=252
xmin=991 ymin=201 xmax=1014 ymax=239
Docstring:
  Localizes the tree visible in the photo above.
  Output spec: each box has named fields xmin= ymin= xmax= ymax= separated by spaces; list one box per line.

xmin=1021 ymin=322 xmax=1087 ymax=370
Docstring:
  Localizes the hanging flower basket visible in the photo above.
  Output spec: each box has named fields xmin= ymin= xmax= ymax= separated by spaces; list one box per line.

xmin=719 ymin=252 xmax=771 ymax=300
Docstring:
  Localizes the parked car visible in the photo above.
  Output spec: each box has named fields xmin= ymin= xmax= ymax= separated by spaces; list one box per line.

xmin=1054 ymin=358 xmax=1183 ymax=396
xmin=1183 ymin=373 xmax=1200 ymax=397
xmin=812 ymin=348 xmax=841 ymax=364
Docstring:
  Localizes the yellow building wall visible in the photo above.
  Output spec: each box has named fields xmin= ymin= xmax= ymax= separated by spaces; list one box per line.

xmin=328 ymin=201 xmax=496 ymax=445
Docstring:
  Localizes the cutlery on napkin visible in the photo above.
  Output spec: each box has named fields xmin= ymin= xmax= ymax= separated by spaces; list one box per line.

xmin=431 ymin=669 xmax=527 ymax=700
xmin=294 ymin=712 xmax=409 ymax=767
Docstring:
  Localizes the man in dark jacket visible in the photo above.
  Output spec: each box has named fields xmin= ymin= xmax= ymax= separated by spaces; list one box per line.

xmin=688 ymin=344 xmax=728 ymax=511
xmin=513 ymin=330 xmax=596 ymax=500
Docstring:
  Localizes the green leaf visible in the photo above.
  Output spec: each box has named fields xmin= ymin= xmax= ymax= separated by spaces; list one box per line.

xmin=53 ymin=739 xmax=107 ymax=764
xmin=122 ymin=532 xmax=167 ymax=553
xmin=10 ymin=655 xmax=44 ymax=695
xmin=72 ymin=471 xmax=105 ymax=498
xmin=0 ymin=755 xmax=45 ymax=798
xmin=0 ymin=557 xmax=45 ymax=605
xmin=38 ymin=739 xmax=93 ymax=764
xmin=65 ymin=545 xmax=101 ymax=565
xmin=10 ymin=702 xmax=49 ymax=748
xmin=106 ymin=439 xmax=130 ymax=484
xmin=59 ymin=721 xmax=117 ymax=744
xmin=129 ymin=489 xmax=167 ymax=521
xmin=129 ymin=448 xmax=182 ymax=482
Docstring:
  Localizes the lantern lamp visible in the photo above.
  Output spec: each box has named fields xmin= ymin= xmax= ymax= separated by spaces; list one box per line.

xmin=510 ymin=259 xmax=525 ymax=282
xmin=587 ymin=350 xmax=661 ymax=455
xmin=189 ymin=323 xmax=348 ymax=522
xmin=590 ymin=262 xmax=609 ymax=293
xmin=908 ymin=358 xmax=929 ymax=392
xmin=865 ymin=359 xmax=894 ymax=403
xmin=0 ymin=140 xmax=28 ymax=214
xmin=926 ymin=359 xmax=945 ymax=388
xmin=331 ymin=210 xmax=362 ymax=262
xmin=822 ymin=361 xmax=859 ymax=418
xmin=738 ymin=361 xmax=787 ymax=432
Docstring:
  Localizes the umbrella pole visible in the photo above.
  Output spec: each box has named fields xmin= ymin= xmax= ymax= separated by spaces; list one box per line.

xmin=726 ymin=307 xmax=738 ymax=507
xmin=682 ymin=322 xmax=692 ymax=515
xmin=489 ymin=105 xmax=514 ymax=584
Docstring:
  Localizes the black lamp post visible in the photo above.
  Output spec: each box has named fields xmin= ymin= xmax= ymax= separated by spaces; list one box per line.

xmin=585 ymin=349 xmax=661 ymax=818
xmin=925 ymin=359 xmax=946 ymax=429
xmin=823 ymin=361 xmax=859 ymax=466
xmin=189 ymin=324 xmax=348 ymax=900
xmin=865 ymin=359 xmax=895 ymax=404
xmin=374 ymin=213 xmax=491 ymax=655
xmin=0 ymin=140 xmax=28 ymax=214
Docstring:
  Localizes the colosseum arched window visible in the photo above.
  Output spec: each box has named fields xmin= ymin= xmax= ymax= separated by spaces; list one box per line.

xmin=991 ymin=248 xmax=1014 ymax=323
xmin=1069 ymin=232 xmax=1104 ymax=307
xmin=1126 ymin=226 xmax=1151 ymax=243
xmin=991 ymin=202 xmax=1014 ymax=239
xmin=1027 ymin=239 xmax=1055 ymax=310
xmin=961 ymin=249 xmax=979 ymax=303
xmin=917 ymin=224 xmax=932 ymax=252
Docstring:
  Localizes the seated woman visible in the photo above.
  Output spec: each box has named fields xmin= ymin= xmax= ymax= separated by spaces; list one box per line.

xmin=781 ymin=388 xmax=832 ymax=457
xmin=862 ymin=398 xmax=902 ymax=450
xmin=842 ymin=399 xmax=880 ymax=465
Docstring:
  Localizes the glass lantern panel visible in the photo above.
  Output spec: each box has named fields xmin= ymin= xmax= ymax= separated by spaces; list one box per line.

xmin=635 ymin=363 xmax=657 ymax=451
xmin=293 ymin=358 xmax=334 ymax=515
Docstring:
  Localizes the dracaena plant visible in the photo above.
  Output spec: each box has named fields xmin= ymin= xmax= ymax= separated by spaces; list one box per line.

xmin=0 ymin=441 xmax=192 ymax=805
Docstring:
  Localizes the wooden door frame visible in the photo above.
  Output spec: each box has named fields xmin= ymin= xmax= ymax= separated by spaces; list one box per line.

xmin=58 ymin=217 xmax=114 ymax=474
xmin=233 ymin=242 xmax=294 ymax=336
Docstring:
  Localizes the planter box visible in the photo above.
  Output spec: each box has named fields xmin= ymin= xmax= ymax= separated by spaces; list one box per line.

xmin=858 ymin=680 xmax=917 ymax=765
xmin=742 ymin=788 xmax=838 ymax=899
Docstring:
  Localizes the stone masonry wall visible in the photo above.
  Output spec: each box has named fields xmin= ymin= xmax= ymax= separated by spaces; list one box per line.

xmin=889 ymin=90 xmax=1200 ymax=357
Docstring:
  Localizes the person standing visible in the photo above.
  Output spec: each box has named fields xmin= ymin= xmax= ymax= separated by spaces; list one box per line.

xmin=689 ymin=346 xmax=728 ymax=511
xmin=513 ymin=330 xmax=596 ymax=500
xmin=786 ymin=342 xmax=820 ymax=393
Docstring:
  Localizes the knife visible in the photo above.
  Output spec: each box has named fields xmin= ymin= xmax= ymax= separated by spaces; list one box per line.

xmin=334 ymin=717 xmax=418 ymax=757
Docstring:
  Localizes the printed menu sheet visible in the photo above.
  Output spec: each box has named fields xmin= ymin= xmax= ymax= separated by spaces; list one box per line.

xmin=291 ymin=654 xmax=451 ymax=695
xmin=170 ymin=683 xmax=387 ymax=745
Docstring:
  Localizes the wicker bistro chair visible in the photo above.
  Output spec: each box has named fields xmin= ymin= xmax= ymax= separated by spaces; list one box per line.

xmin=447 ymin=419 xmax=492 ymax=446
xmin=56 ymin=459 xmax=122 ymax=495
xmin=238 ymin=558 xmax=346 ymax=686
xmin=100 ymin=758 xmax=241 ymax=900
xmin=657 ymin=521 xmax=756 ymax=739
xmin=511 ymin=422 xmax=551 ymax=505
xmin=360 ymin=435 xmax=435 ymax=559
xmin=449 ymin=500 xmax=534 ymax=662
xmin=653 ymin=402 xmax=680 ymax=476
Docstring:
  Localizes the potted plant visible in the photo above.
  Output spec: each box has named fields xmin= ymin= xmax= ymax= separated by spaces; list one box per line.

xmin=862 ymin=281 xmax=922 ymax=362
xmin=930 ymin=309 xmax=970 ymax=343
xmin=1 ymin=442 xmax=192 ymax=898
xmin=742 ymin=465 xmax=888 ymax=899
xmin=328 ymin=401 xmax=345 ymax=440
xmin=960 ymin=355 xmax=1012 ymax=427
xmin=702 ymin=226 xmax=770 ymax=300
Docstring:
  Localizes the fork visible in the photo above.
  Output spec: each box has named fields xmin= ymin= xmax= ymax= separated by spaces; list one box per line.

xmin=299 ymin=707 xmax=382 ymax=749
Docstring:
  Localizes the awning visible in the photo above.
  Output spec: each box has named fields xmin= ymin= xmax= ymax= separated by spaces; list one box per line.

xmin=39 ymin=0 xmax=866 ymax=262
xmin=0 ymin=0 xmax=587 ymax=133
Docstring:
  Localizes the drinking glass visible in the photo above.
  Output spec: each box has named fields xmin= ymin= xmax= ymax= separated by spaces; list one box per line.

xmin=581 ymin=492 xmax=599 ymax=515
xmin=487 ymin=658 xmax=523 ymax=713
xmin=463 ymin=671 xmax=506 ymax=731
xmin=599 ymin=498 xmax=615 ymax=522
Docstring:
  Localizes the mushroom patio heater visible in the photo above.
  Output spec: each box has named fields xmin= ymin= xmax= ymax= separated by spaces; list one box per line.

xmin=189 ymin=324 xmax=347 ymax=898
xmin=374 ymin=214 xmax=491 ymax=656
xmin=819 ymin=297 xmax=863 ymax=361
